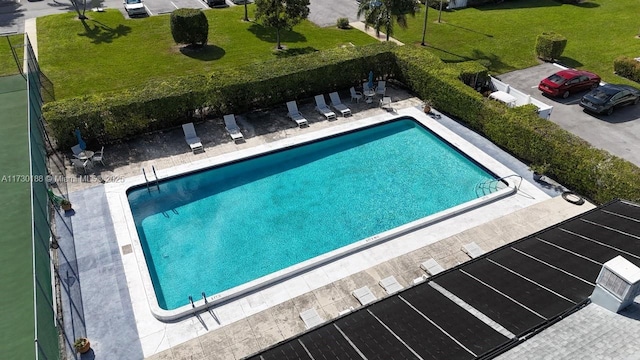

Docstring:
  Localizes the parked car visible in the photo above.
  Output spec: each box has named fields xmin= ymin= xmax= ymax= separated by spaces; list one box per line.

xmin=207 ymin=0 xmax=227 ymax=7
xmin=538 ymin=69 xmax=601 ymax=99
xmin=124 ymin=0 xmax=146 ymax=17
xmin=579 ymin=84 xmax=640 ymax=115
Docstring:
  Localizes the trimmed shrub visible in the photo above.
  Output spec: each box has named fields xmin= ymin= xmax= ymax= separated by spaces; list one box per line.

xmin=535 ymin=32 xmax=567 ymax=61
xmin=170 ymin=8 xmax=209 ymax=47
xmin=614 ymin=56 xmax=640 ymax=83
xmin=336 ymin=17 xmax=350 ymax=29
xmin=43 ymin=42 xmax=398 ymax=147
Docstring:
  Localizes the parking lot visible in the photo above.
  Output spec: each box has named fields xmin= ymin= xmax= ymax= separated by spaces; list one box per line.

xmin=131 ymin=0 xmax=208 ymax=17
xmin=497 ymin=63 xmax=640 ymax=167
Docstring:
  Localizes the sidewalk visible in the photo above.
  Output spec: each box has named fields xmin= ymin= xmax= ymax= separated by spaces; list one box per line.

xmin=349 ymin=21 xmax=405 ymax=45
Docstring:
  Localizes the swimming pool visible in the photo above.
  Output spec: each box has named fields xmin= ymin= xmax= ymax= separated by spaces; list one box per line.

xmin=127 ymin=115 xmax=516 ymax=320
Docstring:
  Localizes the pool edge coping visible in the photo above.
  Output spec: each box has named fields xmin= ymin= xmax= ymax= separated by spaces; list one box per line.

xmin=115 ymin=107 xmax=520 ymax=321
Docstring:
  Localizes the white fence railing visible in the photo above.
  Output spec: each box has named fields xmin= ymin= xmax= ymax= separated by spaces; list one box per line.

xmin=489 ymin=76 xmax=553 ymax=119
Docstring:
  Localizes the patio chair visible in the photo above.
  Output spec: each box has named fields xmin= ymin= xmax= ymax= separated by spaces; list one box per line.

xmin=182 ymin=123 xmax=204 ymax=154
xmin=91 ymin=146 xmax=105 ymax=166
xmin=462 ymin=242 xmax=486 ymax=259
xmin=350 ymin=87 xmax=363 ymax=103
xmin=286 ymin=101 xmax=309 ymax=128
xmin=223 ymin=114 xmax=244 ymax=143
xmin=420 ymin=258 xmax=445 ymax=276
xmin=314 ymin=95 xmax=337 ymax=120
xmin=375 ymin=80 xmax=386 ymax=96
xmin=299 ymin=308 xmax=324 ymax=329
xmin=379 ymin=276 xmax=403 ymax=295
xmin=71 ymin=158 xmax=93 ymax=174
xmin=71 ymin=144 xmax=83 ymax=158
xmin=352 ymin=286 xmax=377 ymax=306
xmin=380 ymin=96 xmax=393 ymax=110
xmin=329 ymin=92 xmax=352 ymax=117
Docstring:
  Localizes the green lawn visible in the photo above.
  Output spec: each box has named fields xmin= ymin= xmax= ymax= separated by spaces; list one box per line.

xmin=38 ymin=6 xmax=377 ymax=99
xmin=0 ymin=35 xmax=25 ymax=77
xmin=393 ymin=0 xmax=640 ymax=84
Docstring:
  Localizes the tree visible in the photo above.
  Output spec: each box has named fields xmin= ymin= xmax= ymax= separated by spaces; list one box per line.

xmin=255 ymin=0 xmax=310 ymax=50
xmin=357 ymin=0 xmax=418 ymax=42
xmin=69 ymin=0 xmax=88 ymax=20
xmin=170 ymin=9 xmax=209 ymax=48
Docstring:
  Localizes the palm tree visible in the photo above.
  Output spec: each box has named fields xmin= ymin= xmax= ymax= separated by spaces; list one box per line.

xmin=357 ymin=0 xmax=418 ymax=42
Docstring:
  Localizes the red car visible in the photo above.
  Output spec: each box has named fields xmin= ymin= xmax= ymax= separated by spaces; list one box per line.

xmin=538 ymin=69 xmax=601 ymax=99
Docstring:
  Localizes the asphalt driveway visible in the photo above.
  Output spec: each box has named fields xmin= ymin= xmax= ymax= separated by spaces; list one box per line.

xmin=497 ymin=63 xmax=640 ymax=167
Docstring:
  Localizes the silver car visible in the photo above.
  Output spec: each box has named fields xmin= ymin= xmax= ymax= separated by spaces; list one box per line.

xmin=124 ymin=0 xmax=147 ymax=17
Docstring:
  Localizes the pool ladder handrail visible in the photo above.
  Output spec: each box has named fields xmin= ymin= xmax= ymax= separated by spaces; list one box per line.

xmin=142 ymin=166 xmax=161 ymax=193
xmin=475 ymin=174 xmax=522 ymax=197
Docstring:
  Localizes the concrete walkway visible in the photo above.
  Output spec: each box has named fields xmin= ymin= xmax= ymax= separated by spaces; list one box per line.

xmin=349 ymin=21 xmax=405 ymax=45
xmin=24 ymin=18 xmax=37 ymax=60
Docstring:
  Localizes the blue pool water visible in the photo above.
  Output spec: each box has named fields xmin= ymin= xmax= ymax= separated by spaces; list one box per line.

xmin=128 ymin=118 xmax=498 ymax=310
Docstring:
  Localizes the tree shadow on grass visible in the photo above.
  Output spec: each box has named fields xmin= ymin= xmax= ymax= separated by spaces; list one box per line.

xmin=273 ymin=46 xmax=317 ymax=58
xmin=179 ymin=44 xmax=226 ymax=61
xmin=556 ymin=56 xmax=583 ymax=69
xmin=247 ymin=23 xmax=307 ymax=44
xmin=439 ymin=49 xmax=515 ymax=73
xmin=574 ymin=1 xmax=600 ymax=8
xmin=475 ymin=0 xmax=561 ymax=11
xmin=78 ymin=19 xmax=131 ymax=44
xmin=444 ymin=22 xmax=494 ymax=38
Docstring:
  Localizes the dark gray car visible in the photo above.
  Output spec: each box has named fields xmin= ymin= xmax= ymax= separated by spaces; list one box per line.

xmin=579 ymin=84 xmax=640 ymax=115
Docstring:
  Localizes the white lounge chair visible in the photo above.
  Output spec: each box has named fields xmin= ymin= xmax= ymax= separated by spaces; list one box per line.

xmin=375 ymin=80 xmax=386 ymax=96
xmin=314 ymin=95 xmax=337 ymax=120
xmin=299 ymin=308 xmax=324 ymax=329
xmin=329 ymin=92 xmax=352 ymax=117
xmin=379 ymin=276 xmax=403 ymax=295
xmin=286 ymin=101 xmax=309 ymax=128
xmin=350 ymin=87 xmax=363 ymax=103
xmin=91 ymin=146 xmax=105 ymax=166
xmin=380 ymin=96 xmax=393 ymax=110
xmin=352 ymin=286 xmax=377 ymax=306
xmin=420 ymin=258 xmax=445 ymax=276
xmin=223 ymin=114 xmax=244 ymax=143
xmin=181 ymin=123 xmax=204 ymax=153
xmin=462 ymin=242 xmax=486 ymax=259
xmin=363 ymin=82 xmax=374 ymax=93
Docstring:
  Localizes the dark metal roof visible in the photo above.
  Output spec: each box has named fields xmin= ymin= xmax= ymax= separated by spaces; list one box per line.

xmin=245 ymin=200 xmax=640 ymax=360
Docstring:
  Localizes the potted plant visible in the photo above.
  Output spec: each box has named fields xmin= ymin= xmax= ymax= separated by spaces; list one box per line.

xmin=529 ymin=163 xmax=550 ymax=181
xmin=61 ymin=199 xmax=73 ymax=211
xmin=423 ymin=100 xmax=432 ymax=114
xmin=73 ymin=337 xmax=91 ymax=354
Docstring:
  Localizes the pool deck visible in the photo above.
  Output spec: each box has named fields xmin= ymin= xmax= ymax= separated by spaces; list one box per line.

xmin=54 ymin=85 xmax=593 ymax=360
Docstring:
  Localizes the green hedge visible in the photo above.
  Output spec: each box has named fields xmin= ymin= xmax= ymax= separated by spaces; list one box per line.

xmin=170 ymin=8 xmax=209 ymax=47
xmin=535 ymin=32 xmax=567 ymax=61
xmin=44 ymin=42 xmax=398 ymax=147
xmin=614 ymin=56 xmax=640 ymax=83
xmin=394 ymin=46 xmax=640 ymax=204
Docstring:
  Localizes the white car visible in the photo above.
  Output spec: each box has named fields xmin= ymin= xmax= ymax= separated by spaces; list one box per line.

xmin=124 ymin=0 xmax=146 ymax=17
